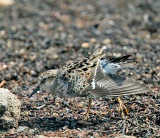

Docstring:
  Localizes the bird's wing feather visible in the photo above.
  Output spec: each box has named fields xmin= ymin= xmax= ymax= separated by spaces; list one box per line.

xmin=100 ymin=55 xmax=137 ymax=74
xmin=89 ymin=62 xmax=149 ymax=97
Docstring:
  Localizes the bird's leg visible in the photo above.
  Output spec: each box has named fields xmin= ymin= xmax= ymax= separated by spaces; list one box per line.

xmin=117 ymin=97 xmax=128 ymax=118
xmin=84 ymin=98 xmax=92 ymax=120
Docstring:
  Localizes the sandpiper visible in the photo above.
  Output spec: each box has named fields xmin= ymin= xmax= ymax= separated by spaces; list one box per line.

xmin=29 ymin=48 xmax=149 ymax=119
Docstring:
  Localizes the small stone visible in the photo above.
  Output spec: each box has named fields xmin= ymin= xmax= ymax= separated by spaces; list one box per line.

xmin=103 ymin=38 xmax=111 ymax=44
xmin=7 ymin=128 xmax=15 ymax=134
xmin=2 ymin=64 xmax=7 ymax=69
xmin=144 ymin=44 xmax=151 ymax=49
xmin=81 ymin=42 xmax=90 ymax=48
xmin=16 ymin=126 xmax=28 ymax=133
xmin=29 ymin=129 xmax=35 ymax=134
xmin=114 ymin=135 xmax=136 ymax=138
xmin=46 ymin=47 xmax=59 ymax=59
xmin=0 ymin=0 xmax=14 ymax=7
xmin=33 ymin=135 xmax=49 ymax=138
xmin=52 ymin=53 xmax=59 ymax=59
xmin=90 ymin=38 xmax=96 ymax=43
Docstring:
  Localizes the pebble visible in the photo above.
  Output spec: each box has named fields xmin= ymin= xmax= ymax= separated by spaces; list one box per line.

xmin=103 ymin=38 xmax=111 ymax=44
xmin=0 ymin=0 xmax=14 ymax=7
xmin=81 ymin=42 xmax=90 ymax=48
xmin=16 ymin=126 xmax=28 ymax=133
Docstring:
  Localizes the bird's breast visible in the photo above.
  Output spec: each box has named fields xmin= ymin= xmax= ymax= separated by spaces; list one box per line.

xmin=53 ymin=74 xmax=90 ymax=98
xmin=53 ymin=78 xmax=69 ymax=97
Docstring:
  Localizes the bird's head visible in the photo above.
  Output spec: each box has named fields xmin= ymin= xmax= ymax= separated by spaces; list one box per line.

xmin=29 ymin=69 xmax=59 ymax=98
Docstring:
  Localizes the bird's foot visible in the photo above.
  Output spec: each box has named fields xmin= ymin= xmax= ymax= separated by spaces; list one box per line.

xmin=117 ymin=97 xmax=128 ymax=119
xmin=84 ymin=113 xmax=89 ymax=120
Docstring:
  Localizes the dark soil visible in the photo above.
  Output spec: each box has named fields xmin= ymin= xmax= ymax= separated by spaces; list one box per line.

xmin=0 ymin=0 xmax=160 ymax=137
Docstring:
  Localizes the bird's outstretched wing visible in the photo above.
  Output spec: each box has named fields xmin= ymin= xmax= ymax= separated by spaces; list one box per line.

xmin=89 ymin=55 xmax=149 ymax=97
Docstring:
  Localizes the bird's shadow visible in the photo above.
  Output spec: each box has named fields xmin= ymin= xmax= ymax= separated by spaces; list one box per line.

xmin=19 ymin=116 xmax=110 ymax=131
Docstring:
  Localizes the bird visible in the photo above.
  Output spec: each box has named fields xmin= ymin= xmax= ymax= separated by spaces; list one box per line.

xmin=29 ymin=48 xmax=149 ymax=119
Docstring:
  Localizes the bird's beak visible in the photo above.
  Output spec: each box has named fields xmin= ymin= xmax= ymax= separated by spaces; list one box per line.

xmin=29 ymin=85 xmax=40 ymax=98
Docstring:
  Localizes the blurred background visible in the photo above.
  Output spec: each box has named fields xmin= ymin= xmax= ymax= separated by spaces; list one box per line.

xmin=0 ymin=0 xmax=159 ymax=137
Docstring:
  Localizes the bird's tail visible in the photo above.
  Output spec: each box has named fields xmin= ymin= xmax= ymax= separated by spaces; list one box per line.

xmin=108 ymin=55 xmax=137 ymax=68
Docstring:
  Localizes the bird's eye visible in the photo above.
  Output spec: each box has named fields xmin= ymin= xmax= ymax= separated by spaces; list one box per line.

xmin=41 ymin=78 xmax=47 ymax=83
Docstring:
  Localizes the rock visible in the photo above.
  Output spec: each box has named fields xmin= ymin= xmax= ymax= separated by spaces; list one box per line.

xmin=114 ymin=135 xmax=136 ymax=138
xmin=0 ymin=88 xmax=21 ymax=130
xmin=7 ymin=128 xmax=16 ymax=134
xmin=33 ymin=135 xmax=51 ymax=138
xmin=81 ymin=42 xmax=90 ymax=48
xmin=0 ymin=0 xmax=14 ymax=7
xmin=103 ymin=38 xmax=111 ymax=44
xmin=16 ymin=126 xmax=28 ymax=133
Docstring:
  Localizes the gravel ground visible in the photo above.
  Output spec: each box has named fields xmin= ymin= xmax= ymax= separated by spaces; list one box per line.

xmin=0 ymin=0 xmax=160 ymax=137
